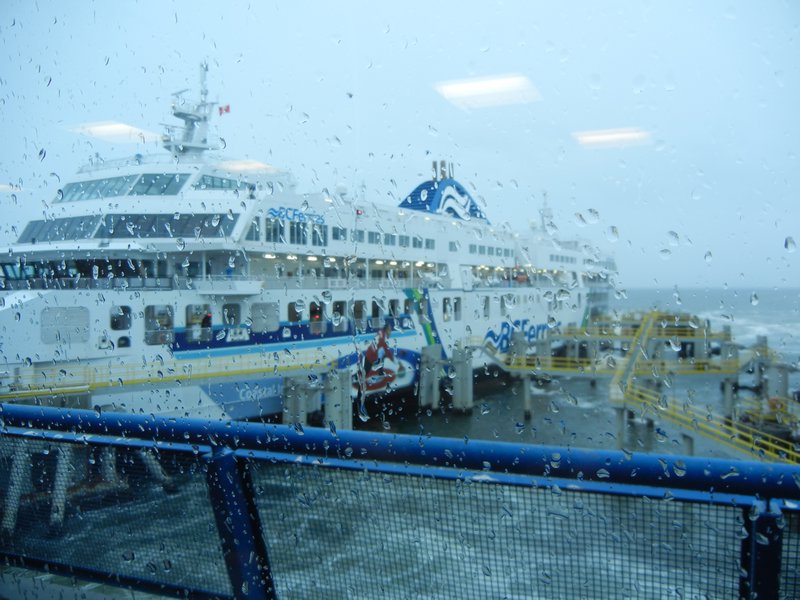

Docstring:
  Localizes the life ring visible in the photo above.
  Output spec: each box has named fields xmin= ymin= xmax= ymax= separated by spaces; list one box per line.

xmin=768 ymin=397 xmax=787 ymax=412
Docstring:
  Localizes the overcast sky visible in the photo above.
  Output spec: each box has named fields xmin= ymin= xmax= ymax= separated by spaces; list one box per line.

xmin=1 ymin=1 xmax=798 ymax=289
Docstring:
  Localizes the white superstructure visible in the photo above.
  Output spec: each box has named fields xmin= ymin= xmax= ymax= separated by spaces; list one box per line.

xmin=0 ymin=67 xmax=615 ymax=420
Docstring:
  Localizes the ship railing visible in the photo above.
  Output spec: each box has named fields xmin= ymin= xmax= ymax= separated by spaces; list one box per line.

xmin=1 ymin=272 xmax=458 ymax=293
xmin=0 ymin=346 xmax=336 ymax=400
xmin=0 ymin=404 xmax=798 ymax=599
xmin=619 ymin=380 xmax=800 ymax=464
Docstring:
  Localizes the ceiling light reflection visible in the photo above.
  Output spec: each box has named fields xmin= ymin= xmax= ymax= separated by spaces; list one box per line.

xmin=572 ymin=128 xmax=651 ymax=148
xmin=71 ymin=121 xmax=161 ymax=143
xmin=435 ymin=74 xmax=541 ymax=109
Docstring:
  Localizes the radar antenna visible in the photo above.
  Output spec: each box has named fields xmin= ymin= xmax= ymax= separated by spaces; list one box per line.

xmin=161 ymin=62 xmax=217 ymax=156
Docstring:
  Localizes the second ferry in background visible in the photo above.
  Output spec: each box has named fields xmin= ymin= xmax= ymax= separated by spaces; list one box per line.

xmin=0 ymin=65 xmax=616 ymax=421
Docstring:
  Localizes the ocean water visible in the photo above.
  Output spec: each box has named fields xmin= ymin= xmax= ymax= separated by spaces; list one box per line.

xmin=614 ymin=287 xmax=800 ymax=360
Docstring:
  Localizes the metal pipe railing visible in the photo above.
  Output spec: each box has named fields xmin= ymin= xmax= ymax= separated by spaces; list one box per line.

xmin=2 ymin=403 xmax=800 ymax=500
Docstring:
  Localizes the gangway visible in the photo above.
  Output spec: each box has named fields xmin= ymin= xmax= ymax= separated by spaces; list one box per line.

xmin=610 ymin=312 xmax=800 ymax=465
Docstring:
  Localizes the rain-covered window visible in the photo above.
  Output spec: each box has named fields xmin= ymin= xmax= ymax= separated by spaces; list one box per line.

xmin=110 ymin=305 xmax=132 ymax=330
xmin=129 ymin=173 xmax=189 ymax=195
xmin=186 ymin=304 xmax=212 ymax=342
xmin=309 ymin=302 xmax=324 ymax=334
xmin=222 ymin=303 xmax=241 ymax=326
xmin=2 ymin=6 xmax=799 ymax=598
xmin=288 ymin=222 xmax=307 ymax=245
xmin=193 ymin=175 xmax=247 ymax=191
xmin=311 ymin=224 xmax=327 ymax=246
xmin=144 ymin=305 xmax=174 ymax=345
xmin=264 ymin=218 xmax=284 ymax=243
xmin=246 ymin=217 xmax=260 ymax=241
xmin=18 ymin=216 xmax=101 ymax=242
xmin=251 ymin=302 xmax=279 ymax=333
xmin=94 ymin=213 xmax=238 ymax=239
xmin=58 ymin=175 xmax=138 ymax=202
xmin=331 ymin=300 xmax=348 ymax=332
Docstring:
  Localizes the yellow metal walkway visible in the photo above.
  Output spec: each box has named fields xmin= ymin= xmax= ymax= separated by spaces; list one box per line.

xmin=481 ymin=310 xmax=799 ymax=465
xmin=610 ymin=312 xmax=799 ymax=465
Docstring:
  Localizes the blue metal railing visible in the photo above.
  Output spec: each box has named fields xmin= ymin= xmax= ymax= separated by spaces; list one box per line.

xmin=1 ymin=402 xmax=799 ymax=599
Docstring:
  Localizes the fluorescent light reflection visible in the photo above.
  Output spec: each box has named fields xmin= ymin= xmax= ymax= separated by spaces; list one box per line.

xmin=71 ymin=121 xmax=161 ymax=143
xmin=573 ymin=127 xmax=651 ymax=148
xmin=435 ymin=74 xmax=541 ymax=109
xmin=218 ymin=160 xmax=280 ymax=173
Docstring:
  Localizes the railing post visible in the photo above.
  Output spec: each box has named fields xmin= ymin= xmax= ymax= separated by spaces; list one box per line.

xmin=206 ymin=448 xmax=275 ymax=600
xmin=739 ymin=501 xmax=783 ymax=600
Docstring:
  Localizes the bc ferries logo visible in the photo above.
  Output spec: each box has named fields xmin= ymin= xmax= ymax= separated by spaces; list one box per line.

xmin=439 ymin=185 xmax=473 ymax=220
xmin=267 ymin=206 xmax=324 ymax=225
xmin=484 ymin=319 xmax=559 ymax=353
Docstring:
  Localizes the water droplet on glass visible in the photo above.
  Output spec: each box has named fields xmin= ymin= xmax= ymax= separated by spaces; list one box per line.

xmin=750 ymin=292 xmax=759 ymax=306
xmin=704 ymin=251 xmax=713 ymax=263
xmin=176 ymin=238 xmax=186 ymax=251
xmin=228 ymin=256 xmax=236 ymax=268
xmin=659 ymin=249 xmax=672 ymax=260
xmin=211 ymin=214 xmax=221 ymax=227
xmin=785 ymin=237 xmax=796 ymax=253
xmin=667 ymin=231 xmax=679 ymax=246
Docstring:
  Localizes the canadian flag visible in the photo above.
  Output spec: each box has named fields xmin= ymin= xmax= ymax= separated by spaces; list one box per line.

xmin=218 ymin=104 xmax=230 ymax=116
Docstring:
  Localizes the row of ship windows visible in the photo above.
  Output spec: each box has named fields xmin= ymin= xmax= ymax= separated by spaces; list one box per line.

xmin=468 ymin=243 xmax=514 ymax=258
xmin=17 ymin=213 xmax=239 ymax=244
xmin=56 ymin=174 xmax=250 ymax=203
xmin=246 ymin=218 xmax=438 ymax=250
xmin=550 ymin=254 xmax=577 ymax=264
xmin=247 ymin=218 xmax=513 ymax=258
xmin=40 ymin=290 xmax=568 ymax=347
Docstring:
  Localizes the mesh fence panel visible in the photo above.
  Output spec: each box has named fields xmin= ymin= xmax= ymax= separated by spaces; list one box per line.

xmin=783 ymin=508 xmax=800 ymax=597
xmin=252 ymin=461 xmax=743 ymax=599
xmin=0 ymin=437 xmax=232 ymax=597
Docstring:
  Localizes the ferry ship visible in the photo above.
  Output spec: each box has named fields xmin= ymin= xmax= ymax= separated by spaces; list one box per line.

xmin=0 ymin=66 xmax=616 ymax=421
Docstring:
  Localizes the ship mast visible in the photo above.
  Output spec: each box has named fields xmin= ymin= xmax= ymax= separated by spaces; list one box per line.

xmin=162 ymin=62 xmax=216 ymax=156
